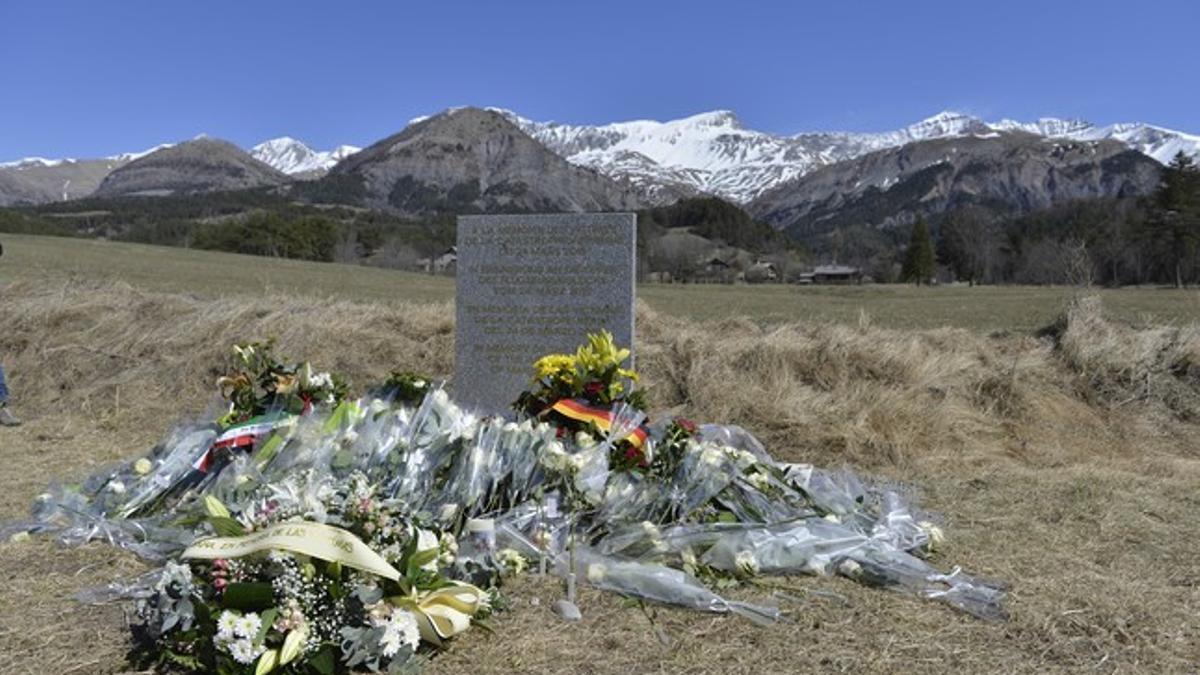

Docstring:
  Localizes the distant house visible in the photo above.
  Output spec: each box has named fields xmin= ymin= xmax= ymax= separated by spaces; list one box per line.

xmin=703 ymin=257 xmax=732 ymax=273
xmin=812 ymin=264 xmax=862 ymax=284
xmin=696 ymin=256 xmax=736 ymax=283
xmin=744 ymin=261 xmax=779 ymax=284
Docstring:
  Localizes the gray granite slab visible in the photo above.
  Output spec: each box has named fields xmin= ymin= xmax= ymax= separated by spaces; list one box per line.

xmin=454 ymin=213 xmax=636 ymax=414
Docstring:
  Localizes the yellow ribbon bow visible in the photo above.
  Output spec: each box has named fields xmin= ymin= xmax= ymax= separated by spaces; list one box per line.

xmin=393 ymin=582 xmax=489 ymax=646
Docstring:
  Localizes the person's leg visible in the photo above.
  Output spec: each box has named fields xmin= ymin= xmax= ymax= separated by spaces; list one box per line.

xmin=0 ymin=364 xmax=19 ymax=426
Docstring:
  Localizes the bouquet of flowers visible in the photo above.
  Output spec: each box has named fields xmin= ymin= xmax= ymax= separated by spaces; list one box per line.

xmin=8 ymin=330 xmax=1009 ymax=675
xmin=132 ymin=474 xmax=490 ymax=674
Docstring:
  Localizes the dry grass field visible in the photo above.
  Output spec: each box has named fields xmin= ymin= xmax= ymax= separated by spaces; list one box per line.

xmin=0 ymin=234 xmax=1199 ymax=673
xmin=5 ymin=233 xmax=1200 ymax=330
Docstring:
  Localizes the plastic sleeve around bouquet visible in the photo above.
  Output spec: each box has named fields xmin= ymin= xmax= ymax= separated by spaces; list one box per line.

xmin=384 ymin=387 xmax=462 ymax=502
xmin=842 ymin=544 xmax=1008 ymax=621
xmin=117 ymin=427 xmax=219 ymax=519
xmin=572 ymin=547 xmax=779 ymax=625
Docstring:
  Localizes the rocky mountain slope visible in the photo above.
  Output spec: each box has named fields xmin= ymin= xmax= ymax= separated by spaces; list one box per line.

xmin=0 ymin=145 xmax=172 ymax=206
xmin=747 ymin=132 xmax=1162 ymax=239
xmin=94 ymin=139 xmax=291 ymax=198
xmin=503 ymin=109 xmax=1199 ymax=205
xmin=321 ymin=107 xmax=643 ymax=214
xmin=250 ymin=137 xmax=360 ymax=179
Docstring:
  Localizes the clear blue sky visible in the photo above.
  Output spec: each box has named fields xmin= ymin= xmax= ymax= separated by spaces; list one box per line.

xmin=2 ymin=0 xmax=1197 ymax=159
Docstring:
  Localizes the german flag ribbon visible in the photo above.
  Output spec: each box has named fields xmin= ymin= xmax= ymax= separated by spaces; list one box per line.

xmin=549 ymin=399 xmax=649 ymax=448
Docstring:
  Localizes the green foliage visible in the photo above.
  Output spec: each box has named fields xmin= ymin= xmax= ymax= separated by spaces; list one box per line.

xmin=639 ymin=197 xmax=794 ymax=253
xmin=900 ymin=218 xmax=936 ymax=285
xmin=5 ymin=187 xmax=456 ymax=265
xmin=0 ymin=209 xmax=80 ymax=236
xmin=370 ymin=371 xmax=433 ymax=406
xmin=193 ymin=211 xmax=341 ymax=260
xmin=1143 ymin=152 xmax=1200 ymax=287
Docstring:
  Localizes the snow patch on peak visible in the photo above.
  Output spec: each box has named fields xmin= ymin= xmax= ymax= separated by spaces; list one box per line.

xmin=250 ymin=137 xmax=360 ymax=175
xmin=0 ymin=157 xmax=75 ymax=169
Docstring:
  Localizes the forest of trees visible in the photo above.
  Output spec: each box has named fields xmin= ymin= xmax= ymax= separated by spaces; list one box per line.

xmin=819 ymin=153 xmax=1200 ymax=287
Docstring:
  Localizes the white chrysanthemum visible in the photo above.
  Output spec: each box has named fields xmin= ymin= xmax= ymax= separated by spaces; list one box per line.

xmin=215 ymin=610 xmax=238 ymax=640
xmin=699 ymin=446 xmax=725 ymax=468
xmin=725 ymin=446 xmax=757 ymax=470
xmin=108 ymin=480 xmax=126 ymax=495
xmin=574 ymin=431 xmax=595 ymax=448
xmin=379 ymin=608 xmax=421 ymax=657
xmin=234 ymin=612 xmax=262 ymax=639
xmin=748 ymin=471 xmax=770 ymax=491
xmin=227 ymin=638 xmax=263 ymax=665
xmin=497 ymin=548 xmax=527 ymax=575
xmin=735 ymin=550 xmax=759 ymax=577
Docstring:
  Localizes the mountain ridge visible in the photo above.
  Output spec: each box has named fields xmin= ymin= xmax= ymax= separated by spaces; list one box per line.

xmin=318 ymin=107 xmax=642 ymax=215
xmin=3 ymin=108 xmax=1196 ymax=207
xmin=747 ymin=131 xmax=1162 ymax=239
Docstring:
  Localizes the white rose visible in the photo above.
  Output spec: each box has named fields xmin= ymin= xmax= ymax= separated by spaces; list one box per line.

xmin=918 ymin=521 xmax=945 ymax=551
xmin=585 ymin=563 xmax=607 ymax=583
xmin=735 ymin=550 xmax=759 ymax=577
xmin=838 ymin=559 xmax=863 ymax=579
xmin=415 ymin=528 xmax=440 ymax=571
xmin=680 ymin=547 xmax=698 ymax=568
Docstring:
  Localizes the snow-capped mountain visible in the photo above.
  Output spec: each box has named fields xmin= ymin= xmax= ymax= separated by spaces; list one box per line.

xmin=987 ymin=118 xmax=1200 ymax=164
xmin=498 ymin=109 xmax=828 ymax=204
xmin=495 ymin=108 xmax=1200 ymax=204
xmin=250 ymin=137 xmax=360 ymax=177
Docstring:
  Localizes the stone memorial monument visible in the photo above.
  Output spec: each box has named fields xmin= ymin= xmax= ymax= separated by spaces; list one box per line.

xmin=454 ymin=213 xmax=636 ymax=413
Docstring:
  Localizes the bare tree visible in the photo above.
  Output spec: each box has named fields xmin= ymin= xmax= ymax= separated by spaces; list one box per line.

xmin=372 ymin=237 xmax=422 ymax=271
xmin=333 ymin=229 xmax=364 ymax=264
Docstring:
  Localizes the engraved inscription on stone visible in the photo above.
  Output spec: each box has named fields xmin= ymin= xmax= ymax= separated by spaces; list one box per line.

xmin=454 ymin=213 xmax=636 ymax=413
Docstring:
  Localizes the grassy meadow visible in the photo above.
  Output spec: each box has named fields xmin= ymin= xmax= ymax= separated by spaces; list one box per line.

xmin=1 ymin=233 xmax=1199 ymax=673
xmin=4 ymin=233 xmax=1199 ymax=331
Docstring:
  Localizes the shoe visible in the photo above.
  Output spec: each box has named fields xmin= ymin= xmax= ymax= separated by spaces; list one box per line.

xmin=0 ymin=406 xmax=21 ymax=427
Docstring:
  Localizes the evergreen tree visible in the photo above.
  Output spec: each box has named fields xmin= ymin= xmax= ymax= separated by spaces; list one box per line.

xmin=900 ymin=217 xmax=936 ymax=285
xmin=1146 ymin=152 xmax=1200 ymax=287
